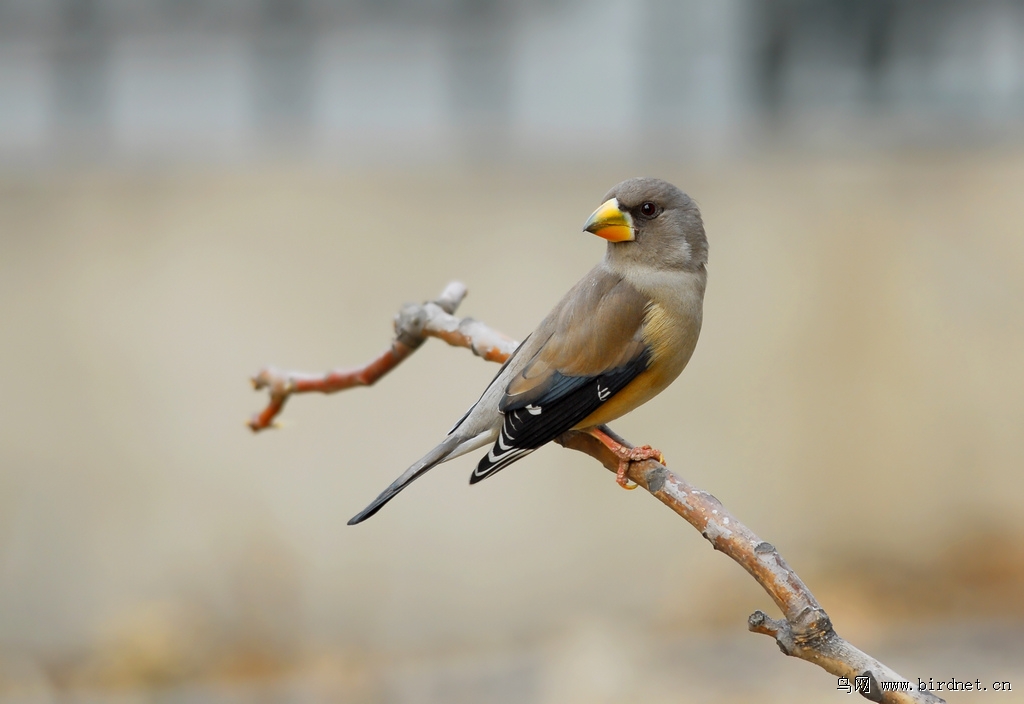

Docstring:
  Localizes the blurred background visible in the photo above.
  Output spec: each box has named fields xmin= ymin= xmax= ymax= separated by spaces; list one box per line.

xmin=2 ymin=1 xmax=1024 ymax=702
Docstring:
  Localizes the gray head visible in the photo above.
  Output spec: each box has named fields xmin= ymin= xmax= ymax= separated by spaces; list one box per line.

xmin=583 ymin=177 xmax=707 ymax=273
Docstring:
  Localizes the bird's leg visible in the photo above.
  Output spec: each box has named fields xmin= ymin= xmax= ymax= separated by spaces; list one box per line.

xmin=584 ymin=427 xmax=666 ymax=490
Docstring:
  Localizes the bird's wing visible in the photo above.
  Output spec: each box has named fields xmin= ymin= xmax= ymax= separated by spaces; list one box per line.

xmin=447 ymin=333 xmax=533 ymax=436
xmin=471 ymin=267 xmax=651 ymax=481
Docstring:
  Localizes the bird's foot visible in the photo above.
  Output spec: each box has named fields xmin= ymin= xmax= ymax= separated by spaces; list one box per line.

xmin=613 ymin=445 xmax=665 ymax=490
xmin=584 ymin=427 xmax=665 ymax=491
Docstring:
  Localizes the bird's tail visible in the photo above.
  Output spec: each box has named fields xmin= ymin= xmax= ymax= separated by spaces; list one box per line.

xmin=347 ymin=431 xmax=490 ymax=525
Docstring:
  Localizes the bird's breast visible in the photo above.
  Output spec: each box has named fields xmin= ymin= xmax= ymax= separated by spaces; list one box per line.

xmin=574 ymin=297 xmax=702 ymax=429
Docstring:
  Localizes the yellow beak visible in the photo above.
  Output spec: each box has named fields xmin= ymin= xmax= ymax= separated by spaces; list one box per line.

xmin=583 ymin=198 xmax=634 ymax=242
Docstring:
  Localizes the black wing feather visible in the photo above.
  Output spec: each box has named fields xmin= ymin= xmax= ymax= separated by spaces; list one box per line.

xmin=470 ymin=347 xmax=651 ymax=483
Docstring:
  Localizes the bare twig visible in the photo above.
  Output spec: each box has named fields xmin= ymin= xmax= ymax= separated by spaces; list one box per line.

xmin=248 ymin=281 xmax=517 ymax=431
xmin=248 ymin=281 xmax=945 ymax=704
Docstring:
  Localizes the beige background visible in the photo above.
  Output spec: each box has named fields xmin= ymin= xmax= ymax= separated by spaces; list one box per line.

xmin=2 ymin=150 xmax=1023 ymax=701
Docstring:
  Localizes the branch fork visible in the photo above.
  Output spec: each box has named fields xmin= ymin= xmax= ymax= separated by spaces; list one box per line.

xmin=248 ymin=282 xmax=518 ymax=432
xmin=248 ymin=282 xmax=945 ymax=704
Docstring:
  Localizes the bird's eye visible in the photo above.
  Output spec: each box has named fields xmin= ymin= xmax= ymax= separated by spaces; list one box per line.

xmin=640 ymin=201 xmax=659 ymax=218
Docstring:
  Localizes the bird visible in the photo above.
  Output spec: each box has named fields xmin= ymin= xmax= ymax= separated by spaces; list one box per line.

xmin=348 ymin=177 xmax=708 ymax=525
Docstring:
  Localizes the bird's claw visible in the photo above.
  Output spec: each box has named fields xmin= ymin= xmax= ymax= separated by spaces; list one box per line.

xmin=616 ymin=461 xmax=640 ymax=490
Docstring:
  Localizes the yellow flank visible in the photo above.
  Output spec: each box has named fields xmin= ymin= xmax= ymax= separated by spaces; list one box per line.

xmin=573 ymin=368 xmax=662 ymax=428
xmin=573 ymin=302 xmax=697 ymax=429
xmin=641 ymin=301 xmax=679 ymax=364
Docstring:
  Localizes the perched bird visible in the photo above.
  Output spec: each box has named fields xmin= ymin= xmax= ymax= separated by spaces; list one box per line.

xmin=348 ymin=177 xmax=708 ymax=525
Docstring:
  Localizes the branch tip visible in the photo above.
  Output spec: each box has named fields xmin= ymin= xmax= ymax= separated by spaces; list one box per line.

xmin=748 ymin=609 xmax=781 ymax=637
xmin=436 ymin=280 xmax=468 ymax=313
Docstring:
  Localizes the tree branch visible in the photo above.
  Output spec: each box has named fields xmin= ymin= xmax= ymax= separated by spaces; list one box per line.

xmin=248 ymin=281 xmax=517 ymax=431
xmin=248 ymin=281 xmax=945 ymax=704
